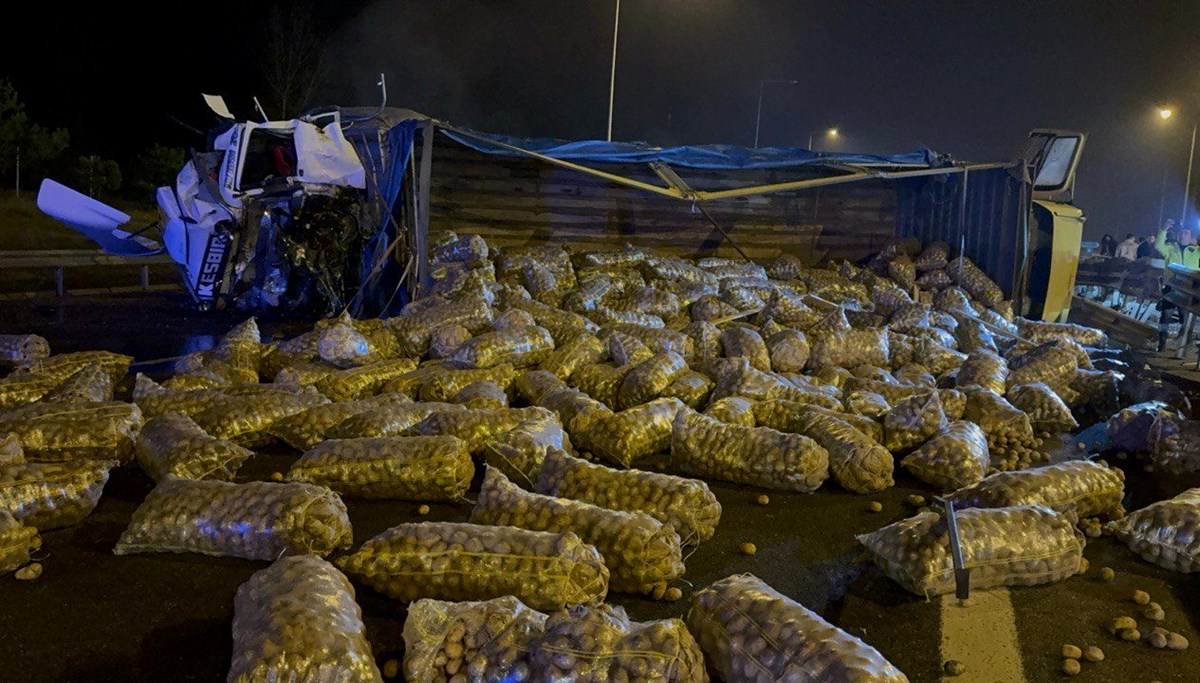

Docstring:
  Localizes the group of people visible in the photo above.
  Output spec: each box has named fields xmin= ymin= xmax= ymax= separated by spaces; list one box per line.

xmin=1098 ymin=219 xmax=1199 ymax=268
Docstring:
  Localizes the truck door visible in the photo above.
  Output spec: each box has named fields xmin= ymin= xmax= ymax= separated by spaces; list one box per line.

xmin=1020 ymin=130 xmax=1087 ymax=321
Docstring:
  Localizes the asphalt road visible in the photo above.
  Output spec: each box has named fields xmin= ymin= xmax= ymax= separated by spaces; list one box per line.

xmin=0 ymin=295 xmax=1196 ymax=682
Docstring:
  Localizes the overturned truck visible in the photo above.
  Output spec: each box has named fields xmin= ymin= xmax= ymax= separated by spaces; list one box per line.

xmin=37 ymin=103 xmax=1086 ymax=324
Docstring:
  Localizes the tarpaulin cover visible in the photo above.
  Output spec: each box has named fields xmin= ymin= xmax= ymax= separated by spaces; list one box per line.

xmin=442 ymin=128 xmax=946 ymax=171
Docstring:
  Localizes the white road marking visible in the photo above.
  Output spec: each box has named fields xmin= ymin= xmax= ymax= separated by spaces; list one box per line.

xmin=939 ymin=588 xmax=1028 ymax=683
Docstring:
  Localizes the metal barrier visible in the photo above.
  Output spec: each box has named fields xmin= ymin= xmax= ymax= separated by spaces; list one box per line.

xmin=1162 ymin=263 xmax=1200 ymax=364
xmin=0 ymin=250 xmax=177 ymax=297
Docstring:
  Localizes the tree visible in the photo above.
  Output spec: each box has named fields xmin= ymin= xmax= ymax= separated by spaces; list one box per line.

xmin=74 ymin=155 xmax=122 ymax=198
xmin=0 ymin=79 xmax=70 ymax=190
xmin=260 ymin=4 xmax=328 ymax=119
xmin=129 ymin=144 xmax=184 ymax=195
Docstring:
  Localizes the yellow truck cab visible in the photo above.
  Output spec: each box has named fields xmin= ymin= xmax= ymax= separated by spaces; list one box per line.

xmin=1020 ymin=130 xmax=1087 ymax=322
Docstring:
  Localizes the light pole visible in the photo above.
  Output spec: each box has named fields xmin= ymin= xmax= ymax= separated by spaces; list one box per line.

xmin=753 ymin=79 xmax=799 ymax=148
xmin=808 ymin=127 xmax=839 ymax=151
xmin=1160 ymin=107 xmax=1199 ymax=229
xmin=607 ymin=0 xmax=621 ymax=142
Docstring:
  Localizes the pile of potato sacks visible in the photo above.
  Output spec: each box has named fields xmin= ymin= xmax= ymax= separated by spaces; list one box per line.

xmin=0 ymin=231 xmax=1195 ymax=682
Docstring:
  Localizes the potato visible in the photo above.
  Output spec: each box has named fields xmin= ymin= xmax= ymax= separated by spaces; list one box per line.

xmin=0 ymin=510 xmax=39 ymax=573
xmin=339 ymin=521 xmax=608 ymax=610
xmin=687 ymin=574 xmax=909 ymax=683
xmin=471 ymin=468 xmax=683 ymax=597
xmin=230 ymin=556 xmax=382 ymax=682
xmin=858 ymin=505 xmax=1083 ymax=597
xmin=115 ymin=479 xmax=352 ymax=560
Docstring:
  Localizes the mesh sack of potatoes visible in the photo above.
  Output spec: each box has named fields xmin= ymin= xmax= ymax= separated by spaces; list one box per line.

xmin=0 ymin=401 xmax=143 ymax=462
xmin=573 ymin=362 xmax=633 ymax=408
xmin=1005 ymin=342 xmax=1078 ymax=395
xmin=659 ymin=371 xmax=714 ymax=408
xmin=191 ymin=388 xmax=329 ymax=447
xmin=916 ymin=336 xmax=967 ymax=375
xmin=617 ymin=352 xmax=688 ymax=409
xmin=0 ymin=371 xmax=65 ymax=408
xmin=520 ymin=260 xmax=564 ymax=305
xmin=454 ymin=380 xmax=510 ymax=410
xmin=1070 ymin=368 xmax=1119 ymax=412
xmin=886 ymin=331 xmax=917 ymax=367
xmin=408 ymin=406 xmax=549 ymax=453
xmin=0 ymin=434 xmax=22 ymax=465
xmin=1145 ymin=411 xmax=1200 ymax=474
xmin=229 ymin=555 xmax=382 ymax=683
xmin=340 ymin=521 xmax=608 ymax=609
xmin=682 ymin=321 xmax=723 ymax=362
xmin=381 ymin=361 xmax=462 ymax=397
xmin=766 ymin=253 xmax=805 ymax=280
xmin=403 ymin=596 xmax=547 ymax=683
xmin=603 ymin=328 xmax=655 ymax=366
xmin=163 ymin=359 xmax=258 ymax=389
xmin=391 ymin=297 xmax=495 ymax=357
xmin=962 ymin=387 xmax=1037 ymax=470
xmin=754 ymin=400 xmax=884 ymax=444
xmin=933 ymin=286 xmax=979 ymax=317
xmin=536 ymin=449 xmax=722 ymax=545
xmin=844 ymin=377 xmax=930 ymax=405
xmin=720 ymin=285 xmax=765 ymax=312
xmin=845 ymin=390 xmax=891 ymax=419
xmin=948 ymin=460 xmax=1125 ymax=520
xmin=432 ymin=233 xmax=489 ymax=264
xmin=901 ymin=420 xmax=990 ymax=491
xmin=429 ymin=324 xmax=472 ymax=359
xmin=315 ymin=315 xmax=378 ymax=368
xmin=776 ymin=410 xmax=894 ymax=493
xmin=703 ymin=396 xmax=757 ymax=427
xmin=274 ymin=359 xmax=338 ymax=386
xmin=0 ymin=334 xmax=49 ymax=368
xmin=625 ymin=285 xmax=683 ymax=318
xmin=471 ymin=467 xmax=684 ymax=597
xmin=894 ymin=363 xmax=936 ymax=388
xmin=914 ymin=241 xmax=950 ymax=271
xmin=115 ymin=478 xmax=352 ymax=560
xmin=883 ymin=393 xmax=945 ymax=453
xmin=671 ymin=408 xmax=828 ymax=492
xmin=286 ymin=435 xmax=473 ymax=501
xmin=858 ymin=505 xmax=1084 ymax=597
xmin=721 ymin=327 xmax=771 ymax=372
xmin=1006 ymin=382 xmax=1078 ymax=434
xmin=916 ymin=269 xmax=953 ymax=290
xmin=686 ymin=573 xmax=910 ymax=683
xmin=135 ymin=414 xmax=253 ymax=482
xmin=539 ymin=333 xmax=608 ymax=381
xmin=644 ymin=258 xmax=718 ymax=286
xmin=508 ymin=298 xmax=601 ymax=345
xmin=1016 ymin=318 xmax=1106 ymax=347
xmin=888 ymin=303 xmax=931 ymax=333
xmin=868 ymin=281 xmax=914 ymax=318
xmin=1105 ymin=401 xmax=1179 ymax=453
xmin=42 ymin=364 xmax=114 ymax=403
xmin=14 ymin=350 xmax=132 ymax=386
xmin=0 ymin=460 xmax=115 ymax=530
xmin=582 ymin=398 xmax=684 ymax=468
xmin=327 ymin=402 xmax=465 ymax=439
xmin=946 ymin=256 xmax=1004 ymax=307
xmin=951 ymin=315 xmax=998 ymax=354
xmin=482 ymin=408 xmax=569 ymax=488
xmin=562 ymin=278 xmax=619 ymax=313
xmin=1105 ymin=488 xmax=1200 ymax=573
xmin=450 ymin=326 xmax=555 ymax=370
xmin=807 ymin=328 xmax=889 ymax=370
xmin=885 ymin=253 xmax=917 ymax=289
xmin=976 ymin=307 xmax=1019 ymax=338
xmin=849 ymin=365 xmax=896 ymax=384
xmin=765 ymin=329 xmax=809 ymax=373
xmin=710 ymin=359 xmax=843 ymax=410
xmin=0 ymin=510 xmax=38 ymax=574
xmin=590 ymin=306 xmax=666 ymax=329
xmin=578 ymin=245 xmax=647 ymax=268
xmin=757 ymin=290 xmax=822 ymax=329
xmin=418 ymin=364 xmax=516 ymax=402
xmin=607 ymin=323 xmax=693 ymax=359
xmin=956 ymin=349 xmax=1009 ymax=395
xmin=315 ymin=358 xmax=419 ymax=402
xmin=806 ymin=306 xmax=851 ymax=336
xmin=532 ymin=602 xmax=707 ymax=683
xmin=268 ymin=393 xmax=412 ymax=451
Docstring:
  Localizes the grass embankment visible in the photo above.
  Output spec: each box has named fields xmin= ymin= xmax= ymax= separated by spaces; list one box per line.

xmin=0 ymin=193 xmax=174 ymax=294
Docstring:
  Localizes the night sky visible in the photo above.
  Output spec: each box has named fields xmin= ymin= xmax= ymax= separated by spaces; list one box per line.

xmin=6 ymin=0 xmax=1199 ymax=239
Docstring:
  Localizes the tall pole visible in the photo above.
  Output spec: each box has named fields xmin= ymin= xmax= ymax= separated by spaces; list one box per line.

xmin=806 ymin=133 xmax=813 ymax=150
xmin=1183 ymin=121 xmax=1197 ymax=228
xmin=1159 ymin=163 xmax=1169 ymax=229
xmin=753 ymin=82 xmax=766 ymax=149
xmin=606 ymin=0 xmax=620 ymax=142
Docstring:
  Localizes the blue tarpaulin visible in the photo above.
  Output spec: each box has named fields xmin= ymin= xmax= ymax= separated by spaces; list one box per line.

xmin=442 ymin=128 xmax=947 ymax=170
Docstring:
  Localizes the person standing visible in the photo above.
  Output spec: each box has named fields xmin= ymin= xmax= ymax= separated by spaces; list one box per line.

xmin=1099 ymin=234 xmax=1116 ymax=257
xmin=1137 ymin=233 xmax=1156 ymax=259
xmin=1115 ymin=233 xmax=1139 ymax=260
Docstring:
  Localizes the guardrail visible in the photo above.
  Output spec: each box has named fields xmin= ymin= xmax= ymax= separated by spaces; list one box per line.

xmin=0 ymin=250 xmax=178 ymax=297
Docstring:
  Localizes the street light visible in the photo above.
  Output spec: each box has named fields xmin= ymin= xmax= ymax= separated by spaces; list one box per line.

xmin=808 ymin=127 xmax=839 ymax=151
xmin=1159 ymin=106 xmax=1199 ymax=227
xmin=607 ymin=0 xmax=621 ymax=141
xmin=753 ymin=79 xmax=800 ymax=148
